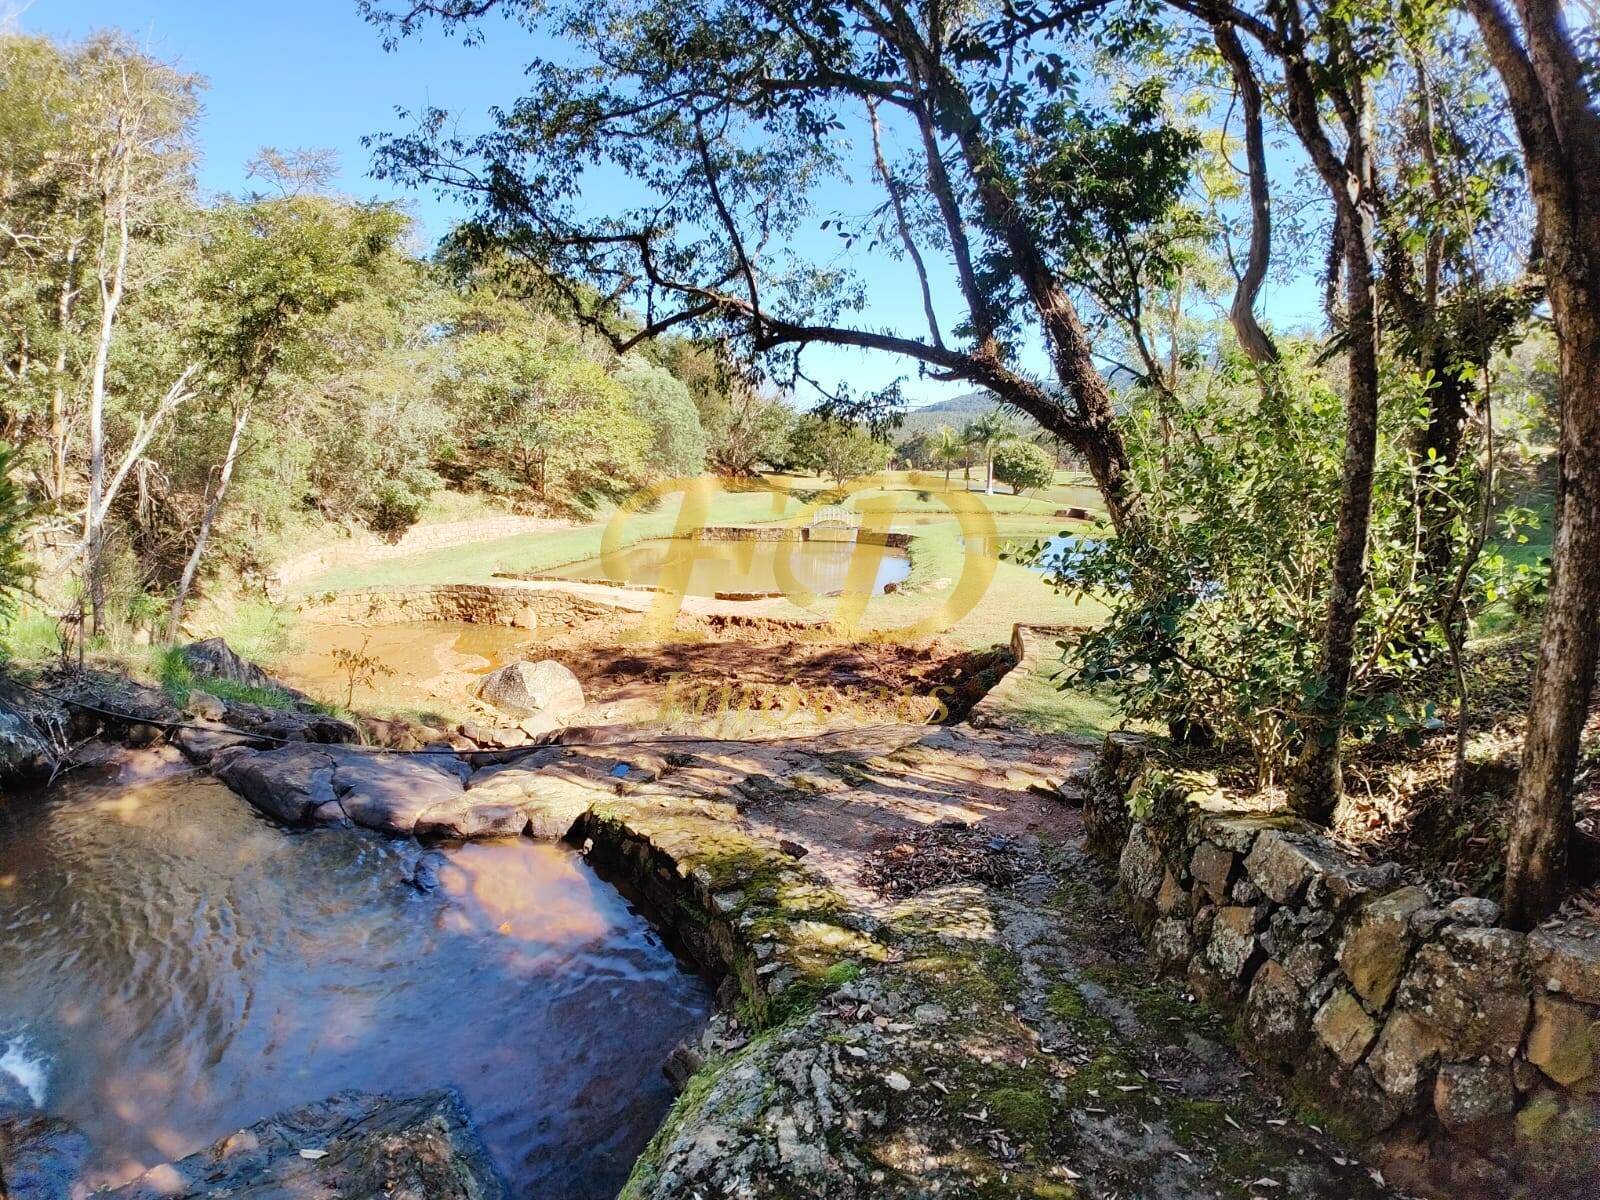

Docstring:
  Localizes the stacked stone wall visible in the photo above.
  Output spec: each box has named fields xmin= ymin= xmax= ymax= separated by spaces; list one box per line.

xmin=1104 ymin=741 xmax=1599 ymax=1187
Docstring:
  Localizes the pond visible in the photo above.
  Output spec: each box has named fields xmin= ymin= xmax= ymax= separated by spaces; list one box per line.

xmin=272 ymin=621 xmax=541 ymax=713
xmin=962 ymin=533 xmax=1098 ymax=573
xmin=545 ymin=536 xmax=912 ymax=597
xmin=0 ymin=756 xmax=711 ymax=1198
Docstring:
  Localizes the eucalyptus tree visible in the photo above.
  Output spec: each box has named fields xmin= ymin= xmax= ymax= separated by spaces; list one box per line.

xmin=361 ymin=0 xmax=1206 ymax=532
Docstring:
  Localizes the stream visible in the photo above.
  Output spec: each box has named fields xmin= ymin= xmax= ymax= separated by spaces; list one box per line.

xmin=0 ymin=752 xmax=711 ymax=1198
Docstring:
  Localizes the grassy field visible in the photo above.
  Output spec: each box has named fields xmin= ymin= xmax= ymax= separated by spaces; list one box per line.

xmin=295 ymin=471 xmax=1111 ymax=650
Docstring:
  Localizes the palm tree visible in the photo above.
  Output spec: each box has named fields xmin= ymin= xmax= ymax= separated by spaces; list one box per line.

xmin=964 ymin=411 xmax=1014 ymax=495
xmin=933 ymin=425 xmax=964 ymax=489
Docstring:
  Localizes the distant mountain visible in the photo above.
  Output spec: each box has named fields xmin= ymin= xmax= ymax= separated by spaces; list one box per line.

xmin=911 ymin=390 xmax=997 ymax=414
xmin=895 ymin=390 xmax=1004 ymax=436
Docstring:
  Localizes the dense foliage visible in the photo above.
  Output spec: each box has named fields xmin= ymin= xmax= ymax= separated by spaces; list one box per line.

xmin=0 ymin=32 xmax=792 ymax=639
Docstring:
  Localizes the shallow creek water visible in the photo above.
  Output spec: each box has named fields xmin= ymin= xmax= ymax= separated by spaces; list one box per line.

xmin=0 ymin=755 xmax=711 ymax=1198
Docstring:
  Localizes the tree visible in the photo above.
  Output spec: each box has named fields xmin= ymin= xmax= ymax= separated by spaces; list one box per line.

xmin=1464 ymin=0 xmax=1600 ymax=926
xmin=787 ymin=415 xmax=892 ymax=487
xmin=992 ymin=439 xmax=1055 ymax=495
xmin=166 ymin=172 xmax=408 ymax=637
xmin=0 ymin=444 xmax=32 ymax=619
xmin=963 ymin=412 xmax=1014 ymax=496
xmin=615 ymin=356 xmax=709 ymax=478
xmin=360 ymin=0 xmax=1211 ymax=531
xmin=700 ymin=384 xmax=793 ymax=477
xmin=8 ymin=35 xmax=203 ymax=633
xmin=451 ymin=301 xmax=652 ymax=503
xmin=893 ymin=429 xmax=936 ymax=471
xmin=933 ymin=425 xmax=965 ymax=489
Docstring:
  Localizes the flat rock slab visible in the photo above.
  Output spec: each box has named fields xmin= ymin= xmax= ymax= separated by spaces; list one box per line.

xmin=213 ymin=746 xmax=471 ymax=836
xmin=103 ymin=1089 xmax=504 ymax=1200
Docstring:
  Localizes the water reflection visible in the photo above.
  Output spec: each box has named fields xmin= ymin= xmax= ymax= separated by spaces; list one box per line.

xmin=0 ymin=763 xmax=709 ymax=1198
xmin=547 ymin=537 xmax=912 ymax=596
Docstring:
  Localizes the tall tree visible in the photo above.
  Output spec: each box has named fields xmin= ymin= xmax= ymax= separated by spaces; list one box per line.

xmin=1463 ymin=0 xmax=1600 ymax=926
xmin=360 ymin=0 xmax=1208 ymax=532
xmin=75 ymin=36 xmax=199 ymax=633
xmin=166 ymin=170 xmax=406 ymax=637
xmin=1168 ymin=0 xmax=1391 ymax=820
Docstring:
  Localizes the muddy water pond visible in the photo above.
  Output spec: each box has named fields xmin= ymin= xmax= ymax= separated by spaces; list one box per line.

xmin=546 ymin=536 xmax=911 ymax=597
xmin=0 ymin=756 xmax=710 ymax=1197
xmin=272 ymin=621 xmax=541 ymax=713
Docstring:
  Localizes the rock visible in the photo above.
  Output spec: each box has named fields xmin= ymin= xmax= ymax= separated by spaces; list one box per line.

xmin=1243 ymin=959 xmax=1307 ymax=1062
xmin=1367 ymin=1010 xmax=1442 ymax=1103
xmin=186 ymin=691 xmax=227 ymax=722
xmin=1433 ymin=1061 xmax=1515 ymax=1129
xmin=1313 ymin=988 xmax=1380 ymax=1067
xmin=1190 ymin=906 xmax=1263 ymax=1007
xmin=1189 ymin=841 xmax=1236 ymax=902
xmin=1262 ymin=906 xmax=1335 ymax=989
xmin=415 ymin=801 xmax=529 ymax=841
xmin=254 ymin=711 xmax=358 ymax=745
xmin=175 ymin=722 xmax=265 ymax=765
xmin=1119 ymin=825 xmax=1164 ymax=928
xmin=180 ymin=637 xmax=278 ymax=692
xmin=407 ymin=850 xmax=450 ymax=893
xmin=1445 ymin=896 xmax=1501 ymax=927
xmin=1243 ymin=829 xmax=1365 ymax=906
xmin=477 ymin=660 xmax=584 ymax=721
xmin=1338 ymin=884 xmax=1430 ymax=1010
xmin=1528 ymin=926 xmax=1600 ymax=1004
xmin=0 ymin=1111 xmax=89 ymax=1200
xmin=212 ymin=745 xmax=338 ymax=823
xmin=102 ymin=1089 xmax=505 ymax=1200
xmin=0 ymin=696 xmax=59 ymax=778
xmin=664 ymin=1038 xmax=706 ymax=1092
xmin=327 ymin=749 xmax=467 ymax=837
xmin=518 ymin=714 xmax=563 ymax=741
xmin=1394 ymin=926 xmax=1530 ymax=1060
xmin=1526 ymin=994 xmax=1597 ymax=1086
xmin=1150 ymin=916 xmax=1195 ymax=974
xmin=1154 ymin=869 xmax=1186 ymax=915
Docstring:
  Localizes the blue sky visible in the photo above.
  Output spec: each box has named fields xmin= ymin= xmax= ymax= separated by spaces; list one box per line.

xmin=18 ymin=0 xmax=1325 ymax=409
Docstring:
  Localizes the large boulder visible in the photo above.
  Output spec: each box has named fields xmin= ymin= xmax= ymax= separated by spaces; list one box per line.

xmin=103 ymin=1089 xmax=505 ymax=1200
xmin=180 ymin=638 xmax=279 ymax=691
xmin=0 ymin=698 xmax=55 ymax=778
xmin=477 ymin=660 xmax=584 ymax=721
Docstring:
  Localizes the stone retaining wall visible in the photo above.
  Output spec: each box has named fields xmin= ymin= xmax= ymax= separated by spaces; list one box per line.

xmin=294 ymin=583 xmax=610 ymax=629
xmin=1102 ymin=741 xmax=1600 ymax=1189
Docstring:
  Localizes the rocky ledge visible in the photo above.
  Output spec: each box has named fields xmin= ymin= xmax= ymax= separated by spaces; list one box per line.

xmin=211 ymin=718 xmax=1391 ymax=1199
xmin=101 ymin=1090 xmax=504 ymax=1200
xmin=1 ymin=660 xmax=1422 ymax=1199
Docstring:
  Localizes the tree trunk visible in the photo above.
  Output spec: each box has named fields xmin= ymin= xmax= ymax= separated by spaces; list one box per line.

xmin=985 ymin=454 xmax=995 ymax=495
xmin=85 ymin=153 xmax=132 ymax=636
xmin=1291 ymin=211 xmax=1382 ymax=820
xmin=1465 ymin=0 xmax=1600 ymax=925
xmin=1267 ymin=18 xmax=1384 ymax=822
xmin=48 ymin=237 xmax=81 ymax=504
xmin=1504 ymin=298 xmax=1600 ymax=925
xmin=167 ymin=401 xmax=249 ymax=641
